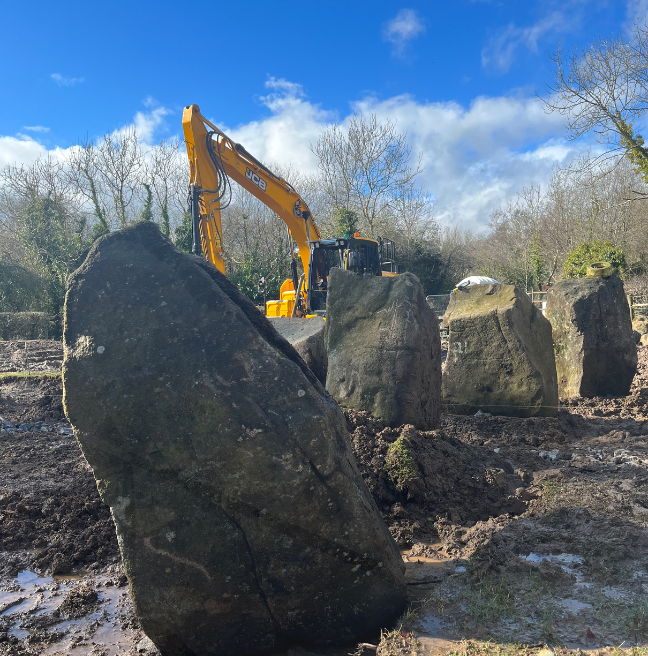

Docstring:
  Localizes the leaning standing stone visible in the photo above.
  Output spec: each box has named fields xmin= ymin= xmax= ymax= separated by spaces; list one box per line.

xmin=546 ymin=273 xmax=637 ymax=397
xmin=63 ymin=222 xmax=406 ymax=656
xmin=442 ymin=283 xmax=558 ymax=417
xmin=325 ymin=269 xmax=441 ymax=430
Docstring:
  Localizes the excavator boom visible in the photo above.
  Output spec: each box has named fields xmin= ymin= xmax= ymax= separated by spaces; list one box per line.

xmin=182 ymin=104 xmax=319 ymax=285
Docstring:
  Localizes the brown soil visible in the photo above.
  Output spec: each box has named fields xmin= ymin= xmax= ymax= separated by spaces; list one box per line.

xmin=367 ymin=346 xmax=648 ymax=654
xmin=0 ymin=341 xmax=62 ymax=375
xmin=3 ymin=341 xmax=648 ymax=655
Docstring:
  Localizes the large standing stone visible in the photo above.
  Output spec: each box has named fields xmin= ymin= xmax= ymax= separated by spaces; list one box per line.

xmin=325 ymin=269 xmax=441 ymax=430
xmin=63 ymin=223 xmax=406 ymax=656
xmin=268 ymin=317 xmax=327 ymax=385
xmin=442 ymin=284 xmax=558 ymax=418
xmin=546 ymin=274 xmax=637 ymax=397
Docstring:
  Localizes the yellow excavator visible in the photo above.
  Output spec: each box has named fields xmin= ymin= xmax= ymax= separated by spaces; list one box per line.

xmin=182 ymin=104 xmax=399 ymax=317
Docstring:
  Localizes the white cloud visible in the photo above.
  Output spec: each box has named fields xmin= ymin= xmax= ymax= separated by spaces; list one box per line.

xmin=23 ymin=125 xmax=50 ymax=133
xmin=627 ymin=0 xmax=648 ymax=24
xmin=51 ymin=73 xmax=85 ymax=87
xmin=0 ymin=84 xmax=593 ymax=233
xmin=481 ymin=11 xmax=570 ymax=73
xmin=352 ymin=93 xmax=592 ymax=230
xmin=0 ymin=136 xmax=68 ymax=169
xmin=383 ymin=9 xmax=426 ymax=57
xmin=225 ymin=78 xmax=333 ymax=174
xmin=0 ymin=104 xmax=173 ymax=174
xmin=132 ymin=105 xmax=172 ymax=144
xmin=220 ymin=82 xmax=591 ymax=232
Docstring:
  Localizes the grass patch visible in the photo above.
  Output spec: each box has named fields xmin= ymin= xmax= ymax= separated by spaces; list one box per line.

xmin=448 ymin=641 xmax=549 ymax=656
xmin=539 ymin=479 xmax=564 ymax=507
xmin=624 ymin=600 xmax=648 ymax=642
xmin=466 ymin=579 xmax=517 ymax=623
xmin=0 ymin=371 xmax=61 ymax=382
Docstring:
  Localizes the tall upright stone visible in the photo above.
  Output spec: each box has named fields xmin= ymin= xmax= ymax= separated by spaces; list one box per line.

xmin=63 ymin=223 xmax=406 ymax=656
xmin=442 ymin=283 xmax=558 ymax=418
xmin=325 ymin=269 xmax=442 ymax=430
xmin=546 ymin=273 xmax=637 ymax=398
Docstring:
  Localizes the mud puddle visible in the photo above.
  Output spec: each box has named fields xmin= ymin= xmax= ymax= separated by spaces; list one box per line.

xmin=0 ymin=568 xmax=147 ymax=655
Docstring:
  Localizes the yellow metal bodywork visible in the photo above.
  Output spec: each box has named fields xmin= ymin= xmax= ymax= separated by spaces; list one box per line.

xmin=265 ymin=279 xmax=303 ymax=318
xmin=182 ymin=104 xmax=320 ymax=283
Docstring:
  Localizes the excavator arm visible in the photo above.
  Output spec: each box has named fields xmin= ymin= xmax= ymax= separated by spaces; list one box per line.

xmin=182 ymin=104 xmax=320 ymax=287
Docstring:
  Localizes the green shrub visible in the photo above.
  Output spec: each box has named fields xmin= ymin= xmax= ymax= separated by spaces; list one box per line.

xmin=385 ymin=436 xmax=421 ymax=496
xmin=0 ymin=312 xmax=50 ymax=340
xmin=563 ymin=240 xmax=626 ymax=278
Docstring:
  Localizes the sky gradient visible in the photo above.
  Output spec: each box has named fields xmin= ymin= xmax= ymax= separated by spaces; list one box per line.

xmin=1 ymin=0 xmax=645 ymax=230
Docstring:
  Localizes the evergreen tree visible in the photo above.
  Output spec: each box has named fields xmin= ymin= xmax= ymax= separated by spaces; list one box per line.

xmin=563 ymin=240 xmax=627 ymax=278
xmin=140 ymin=183 xmax=154 ymax=222
xmin=332 ymin=209 xmax=359 ymax=237
xmin=174 ymin=211 xmax=193 ymax=253
xmin=161 ymin=196 xmax=170 ymax=237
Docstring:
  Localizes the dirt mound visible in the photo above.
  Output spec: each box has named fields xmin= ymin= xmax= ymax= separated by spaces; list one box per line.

xmin=346 ymin=411 xmax=534 ymax=547
xmin=56 ymin=584 xmax=100 ymax=619
xmin=0 ymin=377 xmax=65 ymax=423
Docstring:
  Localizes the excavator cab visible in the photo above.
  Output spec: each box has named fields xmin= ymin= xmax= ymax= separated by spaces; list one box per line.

xmin=343 ymin=237 xmax=382 ymax=276
xmin=305 ymin=236 xmax=398 ymax=313
xmin=307 ymin=240 xmax=343 ymax=312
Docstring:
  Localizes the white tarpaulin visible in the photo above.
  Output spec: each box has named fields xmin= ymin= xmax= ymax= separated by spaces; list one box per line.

xmin=455 ymin=276 xmax=500 ymax=289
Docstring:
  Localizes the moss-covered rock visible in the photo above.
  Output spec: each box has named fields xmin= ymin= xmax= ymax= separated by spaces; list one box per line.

xmin=325 ymin=269 xmax=442 ymax=430
xmin=442 ymin=284 xmax=558 ymax=417
xmin=63 ymin=222 xmax=406 ymax=656
xmin=546 ymin=274 xmax=637 ymax=398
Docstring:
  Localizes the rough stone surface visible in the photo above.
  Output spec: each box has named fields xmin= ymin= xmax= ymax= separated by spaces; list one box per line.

xmin=325 ymin=269 xmax=441 ymax=430
xmin=62 ymin=223 xmax=406 ymax=656
xmin=546 ymin=274 xmax=637 ymax=398
xmin=268 ymin=317 xmax=327 ymax=385
xmin=442 ymin=284 xmax=558 ymax=418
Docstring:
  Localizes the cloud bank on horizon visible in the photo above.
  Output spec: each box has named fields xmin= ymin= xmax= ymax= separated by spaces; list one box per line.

xmin=0 ymin=78 xmax=592 ymax=233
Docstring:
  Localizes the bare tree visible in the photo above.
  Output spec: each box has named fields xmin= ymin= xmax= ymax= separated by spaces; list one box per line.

xmin=95 ymin=128 xmax=144 ymax=228
xmin=388 ymin=182 xmax=438 ymax=251
xmin=311 ymin=113 xmax=425 ymax=237
xmin=148 ymin=138 xmax=186 ymax=236
xmin=67 ymin=141 xmax=110 ymax=237
xmin=543 ymin=25 xmax=648 ymax=179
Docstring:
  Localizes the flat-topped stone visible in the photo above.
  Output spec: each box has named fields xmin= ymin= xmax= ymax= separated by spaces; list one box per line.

xmin=442 ymin=283 xmax=558 ymax=417
xmin=546 ymin=274 xmax=637 ymax=397
xmin=268 ymin=316 xmax=327 ymax=384
xmin=325 ymin=269 xmax=441 ymax=430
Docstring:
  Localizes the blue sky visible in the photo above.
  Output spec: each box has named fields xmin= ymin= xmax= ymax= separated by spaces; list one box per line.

xmin=0 ymin=0 xmax=644 ymax=229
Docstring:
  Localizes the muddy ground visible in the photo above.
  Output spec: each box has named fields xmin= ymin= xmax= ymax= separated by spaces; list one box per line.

xmin=1 ymin=341 xmax=648 ymax=655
